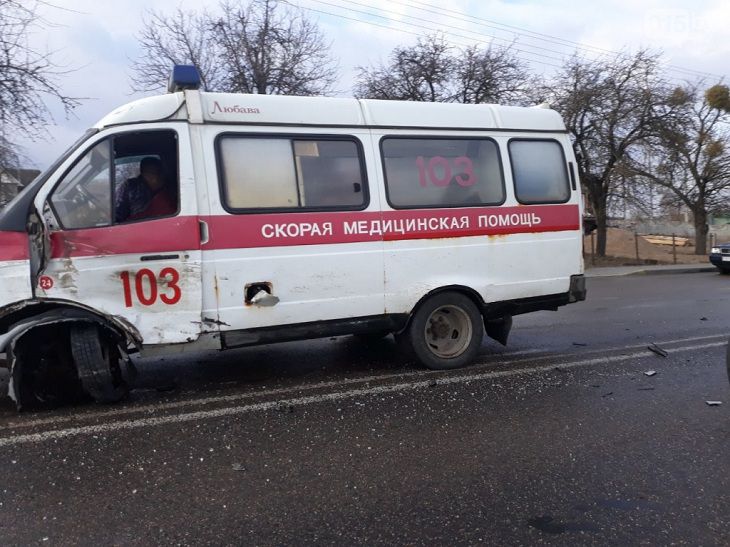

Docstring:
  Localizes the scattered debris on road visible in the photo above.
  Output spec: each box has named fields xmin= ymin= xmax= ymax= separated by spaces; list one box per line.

xmin=705 ymin=401 xmax=723 ymax=407
xmin=647 ymin=344 xmax=668 ymax=358
xmin=572 ymin=342 xmax=587 ymax=346
xmin=638 ymin=387 xmax=655 ymax=391
xmin=643 ymin=370 xmax=657 ymax=377
xmin=700 ymin=317 xmax=708 ymax=321
xmin=231 ymin=463 xmax=246 ymax=472
xmin=601 ymin=392 xmax=614 ymax=397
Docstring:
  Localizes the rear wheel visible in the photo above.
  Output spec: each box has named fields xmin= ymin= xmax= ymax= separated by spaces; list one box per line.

xmin=405 ymin=291 xmax=484 ymax=370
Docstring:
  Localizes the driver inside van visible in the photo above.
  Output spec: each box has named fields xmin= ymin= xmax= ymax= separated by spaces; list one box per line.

xmin=114 ymin=157 xmax=176 ymax=223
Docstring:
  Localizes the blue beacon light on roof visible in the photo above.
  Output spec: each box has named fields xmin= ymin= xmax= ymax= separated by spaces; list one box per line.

xmin=167 ymin=65 xmax=202 ymax=93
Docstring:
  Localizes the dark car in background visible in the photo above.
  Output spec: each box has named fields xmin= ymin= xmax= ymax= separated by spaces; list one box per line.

xmin=709 ymin=243 xmax=730 ymax=273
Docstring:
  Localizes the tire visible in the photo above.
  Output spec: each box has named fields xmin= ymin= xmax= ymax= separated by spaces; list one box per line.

xmin=405 ymin=291 xmax=484 ymax=370
xmin=70 ymin=324 xmax=129 ymax=403
xmin=9 ymin=326 xmax=86 ymax=411
xmin=719 ymin=267 xmax=730 ymax=275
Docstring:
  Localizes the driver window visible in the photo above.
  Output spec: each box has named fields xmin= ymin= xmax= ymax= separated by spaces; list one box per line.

xmin=50 ymin=140 xmax=112 ymax=229
xmin=49 ymin=130 xmax=179 ymax=230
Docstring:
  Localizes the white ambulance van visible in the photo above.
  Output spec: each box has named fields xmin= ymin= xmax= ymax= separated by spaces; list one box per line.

xmin=0 ymin=66 xmax=585 ymax=409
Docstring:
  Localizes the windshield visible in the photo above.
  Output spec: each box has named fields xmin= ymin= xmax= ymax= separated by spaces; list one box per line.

xmin=0 ymin=128 xmax=98 ymax=232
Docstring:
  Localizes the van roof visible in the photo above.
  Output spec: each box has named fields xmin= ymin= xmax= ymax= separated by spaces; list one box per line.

xmin=94 ymin=91 xmax=567 ymax=132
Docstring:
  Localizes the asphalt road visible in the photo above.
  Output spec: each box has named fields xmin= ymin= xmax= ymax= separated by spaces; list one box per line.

xmin=0 ymin=272 xmax=728 ymax=545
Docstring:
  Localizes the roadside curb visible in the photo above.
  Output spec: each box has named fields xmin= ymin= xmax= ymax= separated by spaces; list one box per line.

xmin=585 ymin=266 xmax=717 ymax=278
xmin=626 ymin=266 xmax=718 ymax=276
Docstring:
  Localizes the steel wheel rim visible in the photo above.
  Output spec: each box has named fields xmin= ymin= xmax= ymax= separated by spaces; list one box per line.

xmin=424 ymin=305 xmax=473 ymax=358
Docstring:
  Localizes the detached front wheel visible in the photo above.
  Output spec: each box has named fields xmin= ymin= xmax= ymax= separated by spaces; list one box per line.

xmin=405 ymin=292 xmax=484 ymax=370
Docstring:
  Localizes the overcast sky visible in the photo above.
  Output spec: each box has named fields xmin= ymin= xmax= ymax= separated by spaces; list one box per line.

xmin=18 ymin=0 xmax=730 ymax=169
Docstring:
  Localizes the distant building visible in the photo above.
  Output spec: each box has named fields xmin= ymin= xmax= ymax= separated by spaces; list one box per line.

xmin=0 ymin=168 xmax=40 ymax=207
xmin=709 ymin=212 xmax=730 ymax=226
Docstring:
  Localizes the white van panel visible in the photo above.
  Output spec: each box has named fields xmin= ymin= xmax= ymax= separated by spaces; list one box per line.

xmin=0 ymin=260 xmax=32 ymax=307
xmin=370 ymin=129 xmax=582 ymax=315
xmin=205 ymin=244 xmax=384 ymax=328
xmin=89 ymin=91 xmax=568 ymax=133
xmin=200 ymin=126 xmax=385 ymax=332
xmin=382 ymin=232 xmax=581 ymax=314
xmin=95 ymin=93 xmax=186 ymax=128
xmin=200 ymin=94 xmax=366 ymax=127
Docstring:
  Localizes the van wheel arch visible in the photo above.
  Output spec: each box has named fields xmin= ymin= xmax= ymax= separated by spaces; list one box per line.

xmin=1 ymin=303 xmax=139 ymax=411
xmin=400 ymin=285 xmax=486 ymax=333
xmin=0 ymin=299 xmax=142 ymax=349
xmin=396 ymin=285 xmax=511 ymax=349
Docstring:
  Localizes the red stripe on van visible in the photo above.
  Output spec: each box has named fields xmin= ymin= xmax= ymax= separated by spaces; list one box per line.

xmin=0 ymin=231 xmax=30 ymax=260
xmin=49 ymin=216 xmax=200 ymax=259
xmin=203 ymin=204 xmax=580 ymax=250
xmin=40 ymin=204 xmax=579 ymax=258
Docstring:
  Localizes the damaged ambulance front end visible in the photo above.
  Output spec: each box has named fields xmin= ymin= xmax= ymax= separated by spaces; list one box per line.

xmin=0 ymin=133 xmax=140 ymax=411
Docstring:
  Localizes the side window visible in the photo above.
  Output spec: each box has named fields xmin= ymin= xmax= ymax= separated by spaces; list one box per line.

xmin=381 ymin=138 xmax=504 ymax=209
xmin=509 ymin=140 xmax=571 ymax=204
xmin=49 ymin=130 xmax=179 ymax=230
xmin=50 ymin=140 xmax=112 ymax=230
xmin=113 ymin=131 xmax=179 ymax=223
xmin=218 ymin=136 xmax=367 ymax=211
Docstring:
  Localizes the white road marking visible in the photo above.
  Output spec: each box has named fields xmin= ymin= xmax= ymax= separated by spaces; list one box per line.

xmin=1 ymin=332 xmax=726 ymax=431
xmin=0 ymin=340 xmax=724 ymax=448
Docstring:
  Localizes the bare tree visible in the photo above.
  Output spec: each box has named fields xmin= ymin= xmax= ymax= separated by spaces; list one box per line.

xmin=354 ymin=35 xmax=531 ymax=105
xmin=131 ymin=8 xmax=226 ymax=93
xmin=131 ymin=0 xmax=338 ymax=95
xmin=0 ymin=0 xmax=79 ymax=209
xmin=354 ymin=35 xmax=453 ymax=102
xmin=0 ymin=135 xmax=23 ymax=208
xmin=0 ymin=0 xmax=80 ymax=139
xmin=606 ymin=160 xmax=660 ymax=220
xmin=629 ymin=84 xmax=730 ymax=254
xmin=545 ymin=51 xmax=672 ymax=256
xmin=453 ymin=44 xmax=532 ymax=105
xmin=215 ymin=0 xmax=337 ymax=95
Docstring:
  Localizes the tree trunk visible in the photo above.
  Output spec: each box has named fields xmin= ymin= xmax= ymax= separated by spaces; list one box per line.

xmin=582 ymin=173 xmax=608 ymax=257
xmin=595 ymin=207 xmax=607 ymax=257
xmin=587 ymin=190 xmax=608 ymax=257
xmin=693 ymin=209 xmax=708 ymax=255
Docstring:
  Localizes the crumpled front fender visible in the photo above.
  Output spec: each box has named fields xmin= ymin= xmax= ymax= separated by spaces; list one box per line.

xmin=0 ymin=299 xmax=142 ymax=354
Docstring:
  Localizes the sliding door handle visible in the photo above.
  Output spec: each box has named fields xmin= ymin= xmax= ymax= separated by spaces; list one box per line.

xmin=140 ymin=254 xmax=180 ymax=262
xmin=199 ymin=219 xmax=210 ymax=245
